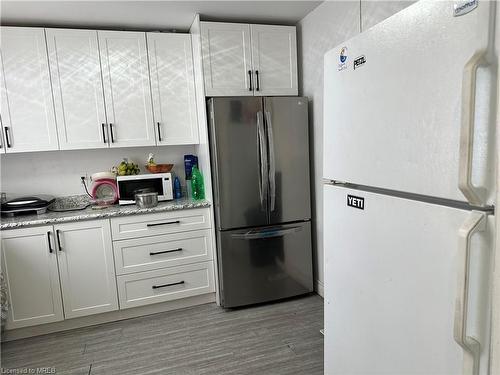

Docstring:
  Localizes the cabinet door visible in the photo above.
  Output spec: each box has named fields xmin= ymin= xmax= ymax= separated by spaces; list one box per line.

xmin=250 ymin=25 xmax=298 ymax=96
xmin=98 ymin=30 xmax=156 ymax=147
xmin=1 ymin=226 xmax=63 ymax=329
xmin=46 ymin=29 xmax=108 ymax=150
xmin=147 ymin=33 xmax=199 ymax=145
xmin=0 ymin=27 xmax=59 ymax=152
xmin=200 ymin=22 xmax=253 ymax=97
xmin=54 ymin=220 xmax=118 ymax=319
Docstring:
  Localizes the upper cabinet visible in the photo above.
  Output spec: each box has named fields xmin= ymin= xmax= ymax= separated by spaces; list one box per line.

xmin=98 ymin=30 xmax=156 ymax=148
xmin=200 ymin=22 xmax=298 ymax=97
xmin=147 ymin=33 xmax=199 ymax=145
xmin=200 ymin=23 xmax=253 ymax=97
xmin=46 ymin=29 xmax=108 ymax=150
xmin=250 ymin=25 xmax=298 ymax=97
xmin=0 ymin=26 xmax=203 ymax=153
xmin=0 ymin=27 xmax=59 ymax=153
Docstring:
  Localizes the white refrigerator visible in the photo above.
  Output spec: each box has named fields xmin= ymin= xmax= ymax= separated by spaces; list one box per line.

xmin=323 ymin=1 xmax=498 ymax=375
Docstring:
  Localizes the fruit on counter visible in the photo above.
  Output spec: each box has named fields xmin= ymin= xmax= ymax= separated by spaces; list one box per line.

xmin=117 ymin=158 xmax=140 ymax=176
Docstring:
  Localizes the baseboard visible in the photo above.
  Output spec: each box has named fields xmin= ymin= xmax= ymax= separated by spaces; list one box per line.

xmin=2 ymin=293 xmax=215 ymax=342
xmin=315 ymin=280 xmax=324 ymax=297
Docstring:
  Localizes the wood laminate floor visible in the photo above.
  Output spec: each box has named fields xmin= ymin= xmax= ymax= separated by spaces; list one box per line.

xmin=1 ymin=294 xmax=324 ymax=375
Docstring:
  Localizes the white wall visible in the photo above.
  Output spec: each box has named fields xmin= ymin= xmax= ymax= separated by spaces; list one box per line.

xmin=0 ymin=145 xmax=194 ymax=197
xmin=297 ymin=0 xmax=414 ymax=296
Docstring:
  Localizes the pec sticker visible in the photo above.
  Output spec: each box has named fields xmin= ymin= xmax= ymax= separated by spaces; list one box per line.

xmin=453 ymin=0 xmax=478 ymax=16
xmin=347 ymin=195 xmax=364 ymax=210
xmin=353 ymin=55 xmax=366 ymax=70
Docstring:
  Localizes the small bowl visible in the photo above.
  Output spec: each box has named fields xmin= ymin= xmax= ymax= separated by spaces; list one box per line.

xmin=145 ymin=164 xmax=173 ymax=173
xmin=135 ymin=192 xmax=158 ymax=208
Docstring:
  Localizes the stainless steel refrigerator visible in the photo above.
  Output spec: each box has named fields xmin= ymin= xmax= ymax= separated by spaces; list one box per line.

xmin=207 ymin=96 xmax=313 ymax=308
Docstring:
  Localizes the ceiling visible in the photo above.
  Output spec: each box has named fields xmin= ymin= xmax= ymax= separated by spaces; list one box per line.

xmin=0 ymin=1 xmax=323 ymax=31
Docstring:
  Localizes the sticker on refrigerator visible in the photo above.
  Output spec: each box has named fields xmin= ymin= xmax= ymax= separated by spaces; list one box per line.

xmin=347 ymin=195 xmax=364 ymax=210
xmin=453 ymin=0 xmax=478 ymax=16
xmin=338 ymin=47 xmax=348 ymax=71
xmin=353 ymin=55 xmax=366 ymax=70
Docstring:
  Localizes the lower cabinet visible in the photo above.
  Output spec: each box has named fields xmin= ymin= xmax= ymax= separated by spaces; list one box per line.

xmin=1 ymin=219 xmax=119 ymax=329
xmin=54 ymin=220 xmax=118 ymax=319
xmin=1 ymin=226 xmax=64 ymax=329
xmin=116 ymin=261 xmax=215 ymax=309
xmin=1 ymin=209 xmax=215 ymax=330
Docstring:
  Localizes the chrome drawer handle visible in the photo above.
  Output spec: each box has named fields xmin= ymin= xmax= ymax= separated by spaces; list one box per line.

xmin=150 ymin=248 xmax=182 ymax=256
xmin=152 ymin=281 xmax=184 ymax=289
xmin=147 ymin=221 xmax=180 ymax=227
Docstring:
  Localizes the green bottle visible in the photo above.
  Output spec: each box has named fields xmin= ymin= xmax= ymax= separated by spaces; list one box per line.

xmin=191 ymin=166 xmax=205 ymax=200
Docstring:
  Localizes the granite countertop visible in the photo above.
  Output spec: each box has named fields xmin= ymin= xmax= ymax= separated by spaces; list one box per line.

xmin=0 ymin=198 xmax=211 ymax=230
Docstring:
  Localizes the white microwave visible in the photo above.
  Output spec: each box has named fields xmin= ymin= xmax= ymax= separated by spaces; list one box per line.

xmin=117 ymin=173 xmax=173 ymax=205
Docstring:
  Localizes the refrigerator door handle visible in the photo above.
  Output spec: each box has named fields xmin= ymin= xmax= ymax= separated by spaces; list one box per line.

xmin=458 ymin=50 xmax=488 ymax=206
xmin=231 ymin=226 xmax=301 ymax=240
xmin=257 ymin=111 xmax=268 ymax=211
xmin=265 ymin=110 xmax=276 ymax=212
xmin=454 ymin=211 xmax=486 ymax=375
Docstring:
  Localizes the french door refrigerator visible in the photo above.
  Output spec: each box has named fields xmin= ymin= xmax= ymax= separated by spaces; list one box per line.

xmin=323 ymin=1 xmax=498 ymax=375
xmin=208 ymin=97 xmax=313 ymax=308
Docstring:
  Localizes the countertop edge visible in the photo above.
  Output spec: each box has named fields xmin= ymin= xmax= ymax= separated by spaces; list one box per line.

xmin=0 ymin=200 xmax=212 ymax=230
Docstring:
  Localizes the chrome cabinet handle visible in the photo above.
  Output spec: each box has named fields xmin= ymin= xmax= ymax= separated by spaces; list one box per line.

xmin=56 ymin=229 xmax=63 ymax=251
xmin=101 ymin=123 xmax=107 ymax=144
xmin=150 ymin=248 xmax=182 ymax=256
xmin=255 ymin=70 xmax=260 ymax=91
xmin=4 ymin=127 xmax=11 ymax=148
xmin=152 ymin=280 xmax=184 ymax=289
xmin=109 ymin=123 xmax=115 ymax=143
xmin=146 ymin=220 xmax=180 ymax=227
xmin=454 ymin=211 xmax=486 ymax=375
xmin=157 ymin=122 xmax=162 ymax=142
xmin=248 ymin=70 xmax=253 ymax=91
xmin=47 ymin=232 xmax=53 ymax=253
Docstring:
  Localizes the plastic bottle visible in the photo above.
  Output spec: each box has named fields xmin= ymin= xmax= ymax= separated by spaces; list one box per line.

xmin=191 ymin=166 xmax=205 ymax=200
xmin=173 ymin=177 xmax=182 ymax=199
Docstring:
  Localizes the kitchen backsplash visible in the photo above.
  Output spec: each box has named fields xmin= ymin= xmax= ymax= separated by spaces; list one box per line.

xmin=0 ymin=145 xmax=195 ymax=198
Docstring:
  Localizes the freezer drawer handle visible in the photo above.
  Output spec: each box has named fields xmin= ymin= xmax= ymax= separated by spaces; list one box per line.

xmin=458 ymin=50 xmax=488 ymax=206
xmin=231 ymin=226 xmax=301 ymax=240
xmin=147 ymin=220 xmax=180 ymax=227
xmin=150 ymin=248 xmax=182 ymax=256
xmin=152 ymin=281 xmax=185 ymax=290
xmin=454 ymin=211 xmax=486 ymax=375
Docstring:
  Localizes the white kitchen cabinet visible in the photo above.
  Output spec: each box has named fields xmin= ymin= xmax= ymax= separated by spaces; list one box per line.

xmin=250 ymin=25 xmax=298 ymax=96
xmin=46 ymin=29 xmax=108 ymax=150
xmin=200 ymin=22 xmax=298 ymax=97
xmin=54 ymin=220 xmax=118 ymax=319
xmin=147 ymin=33 xmax=199 ymax=145
xmin=1 ymin=226 xmax=64 ymax=329
xmin=0 ymin=27 xmax=59 ymax=153
xmin=98 ymin=30 xmax=156 ymax=147
xmin=116 ymin=261 xmax=215 ymax=309
xmin=200 ymin=22 xmax=253 ymax=97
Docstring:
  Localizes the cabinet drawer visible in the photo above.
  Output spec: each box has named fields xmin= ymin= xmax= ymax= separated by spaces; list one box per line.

xmin=110 ymin=208 xmax=211 ymax=240
xmin=113 ymin=229 xmax=213 ymax=275
xmin=116 ymin=262 xmax=215 ymax=309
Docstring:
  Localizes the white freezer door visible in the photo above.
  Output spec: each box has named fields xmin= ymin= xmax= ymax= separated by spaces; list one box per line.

xmin=324 ymin=185 xmax=494 ymax=375
xmin=323 ymin=1 xmax=496 ymax=206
